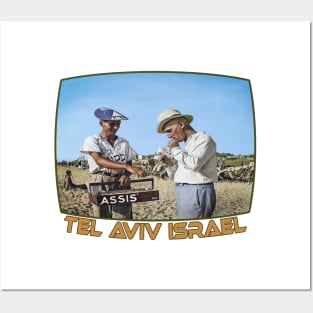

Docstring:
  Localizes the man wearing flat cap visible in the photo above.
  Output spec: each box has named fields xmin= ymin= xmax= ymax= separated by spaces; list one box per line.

xmin=81 ymin=107 xmax=144 ymax=219
xmin=157 ymin=109 xmax=217 ymax=219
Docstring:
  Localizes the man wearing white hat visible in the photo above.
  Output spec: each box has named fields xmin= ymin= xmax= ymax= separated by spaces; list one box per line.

xmin=157 ymin=109 xmax=217 ymax=219
xmin=81 ymin=107 xmax=145 ymax=219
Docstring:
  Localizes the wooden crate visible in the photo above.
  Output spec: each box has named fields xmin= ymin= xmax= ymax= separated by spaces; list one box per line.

xmin=88 ymin=178 xmax=159 ymax=206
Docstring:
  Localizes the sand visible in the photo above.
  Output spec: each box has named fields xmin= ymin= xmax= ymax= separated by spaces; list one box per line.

xmin=56 ymin=165 xmax=253 ymax=220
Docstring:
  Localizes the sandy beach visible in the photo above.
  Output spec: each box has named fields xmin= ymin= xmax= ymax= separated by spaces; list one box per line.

xmin=56 ymin=165 xmax=253 ymax=220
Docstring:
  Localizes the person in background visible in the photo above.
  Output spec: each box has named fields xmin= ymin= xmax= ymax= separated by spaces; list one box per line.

xmin=156 ymin=109 xmax=217 ymax=219
xmin=63 ymin=170 xmax=87 ymax=191
xmin=81 ymin=107 xmax=145 ymax=219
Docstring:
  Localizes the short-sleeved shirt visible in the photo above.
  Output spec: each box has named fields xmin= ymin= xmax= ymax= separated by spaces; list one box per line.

xmin=81 ymin=134 xmax=137 ymax=174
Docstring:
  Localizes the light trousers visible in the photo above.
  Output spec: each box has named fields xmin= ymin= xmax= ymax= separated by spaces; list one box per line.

xmin=175 ymin=183 xmax=216 ymax=219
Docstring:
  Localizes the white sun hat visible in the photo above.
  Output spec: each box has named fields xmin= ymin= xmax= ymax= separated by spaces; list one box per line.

xmin=156 ymin=109 xmax=193 ymax=133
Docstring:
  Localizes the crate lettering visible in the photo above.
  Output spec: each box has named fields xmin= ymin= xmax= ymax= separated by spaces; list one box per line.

xmin=100 ymin=193 xmax=138 ymax=205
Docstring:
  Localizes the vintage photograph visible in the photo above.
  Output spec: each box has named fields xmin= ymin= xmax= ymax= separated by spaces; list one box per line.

xmin=55 ymin=71 xmax=255 ymax=220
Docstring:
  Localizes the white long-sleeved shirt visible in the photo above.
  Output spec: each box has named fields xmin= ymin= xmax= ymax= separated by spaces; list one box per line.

xmin=167 ymin=132 xmax=218 ymax=184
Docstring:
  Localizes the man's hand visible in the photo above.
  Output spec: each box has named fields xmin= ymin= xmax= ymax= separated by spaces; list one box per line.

xmin=160 ymin=155 xmax=175 ymax=167
xmin=167 ymin=139 xmax=180 ymax=148
xmin=118 ymin=175 xmax=131 ymax=186
xmin=125 ymin=164 xmax=145 ymax=177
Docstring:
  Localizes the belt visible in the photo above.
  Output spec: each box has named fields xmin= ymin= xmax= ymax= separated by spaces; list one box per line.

xmin=101 ymin=172 xmax=123 ymax=178
xmin=175 ymin=182 xmax=213 ymax=186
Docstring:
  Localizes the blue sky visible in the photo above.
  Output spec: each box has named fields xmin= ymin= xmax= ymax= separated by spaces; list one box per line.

xmin=56 ymin=72 xmax=255 ymax=161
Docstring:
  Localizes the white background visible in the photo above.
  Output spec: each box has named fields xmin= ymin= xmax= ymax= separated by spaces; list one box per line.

xmin=0 ymin=2 xmax=312 ymax=312
xmin=1 ymin=21 xmax=310 ymax=289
